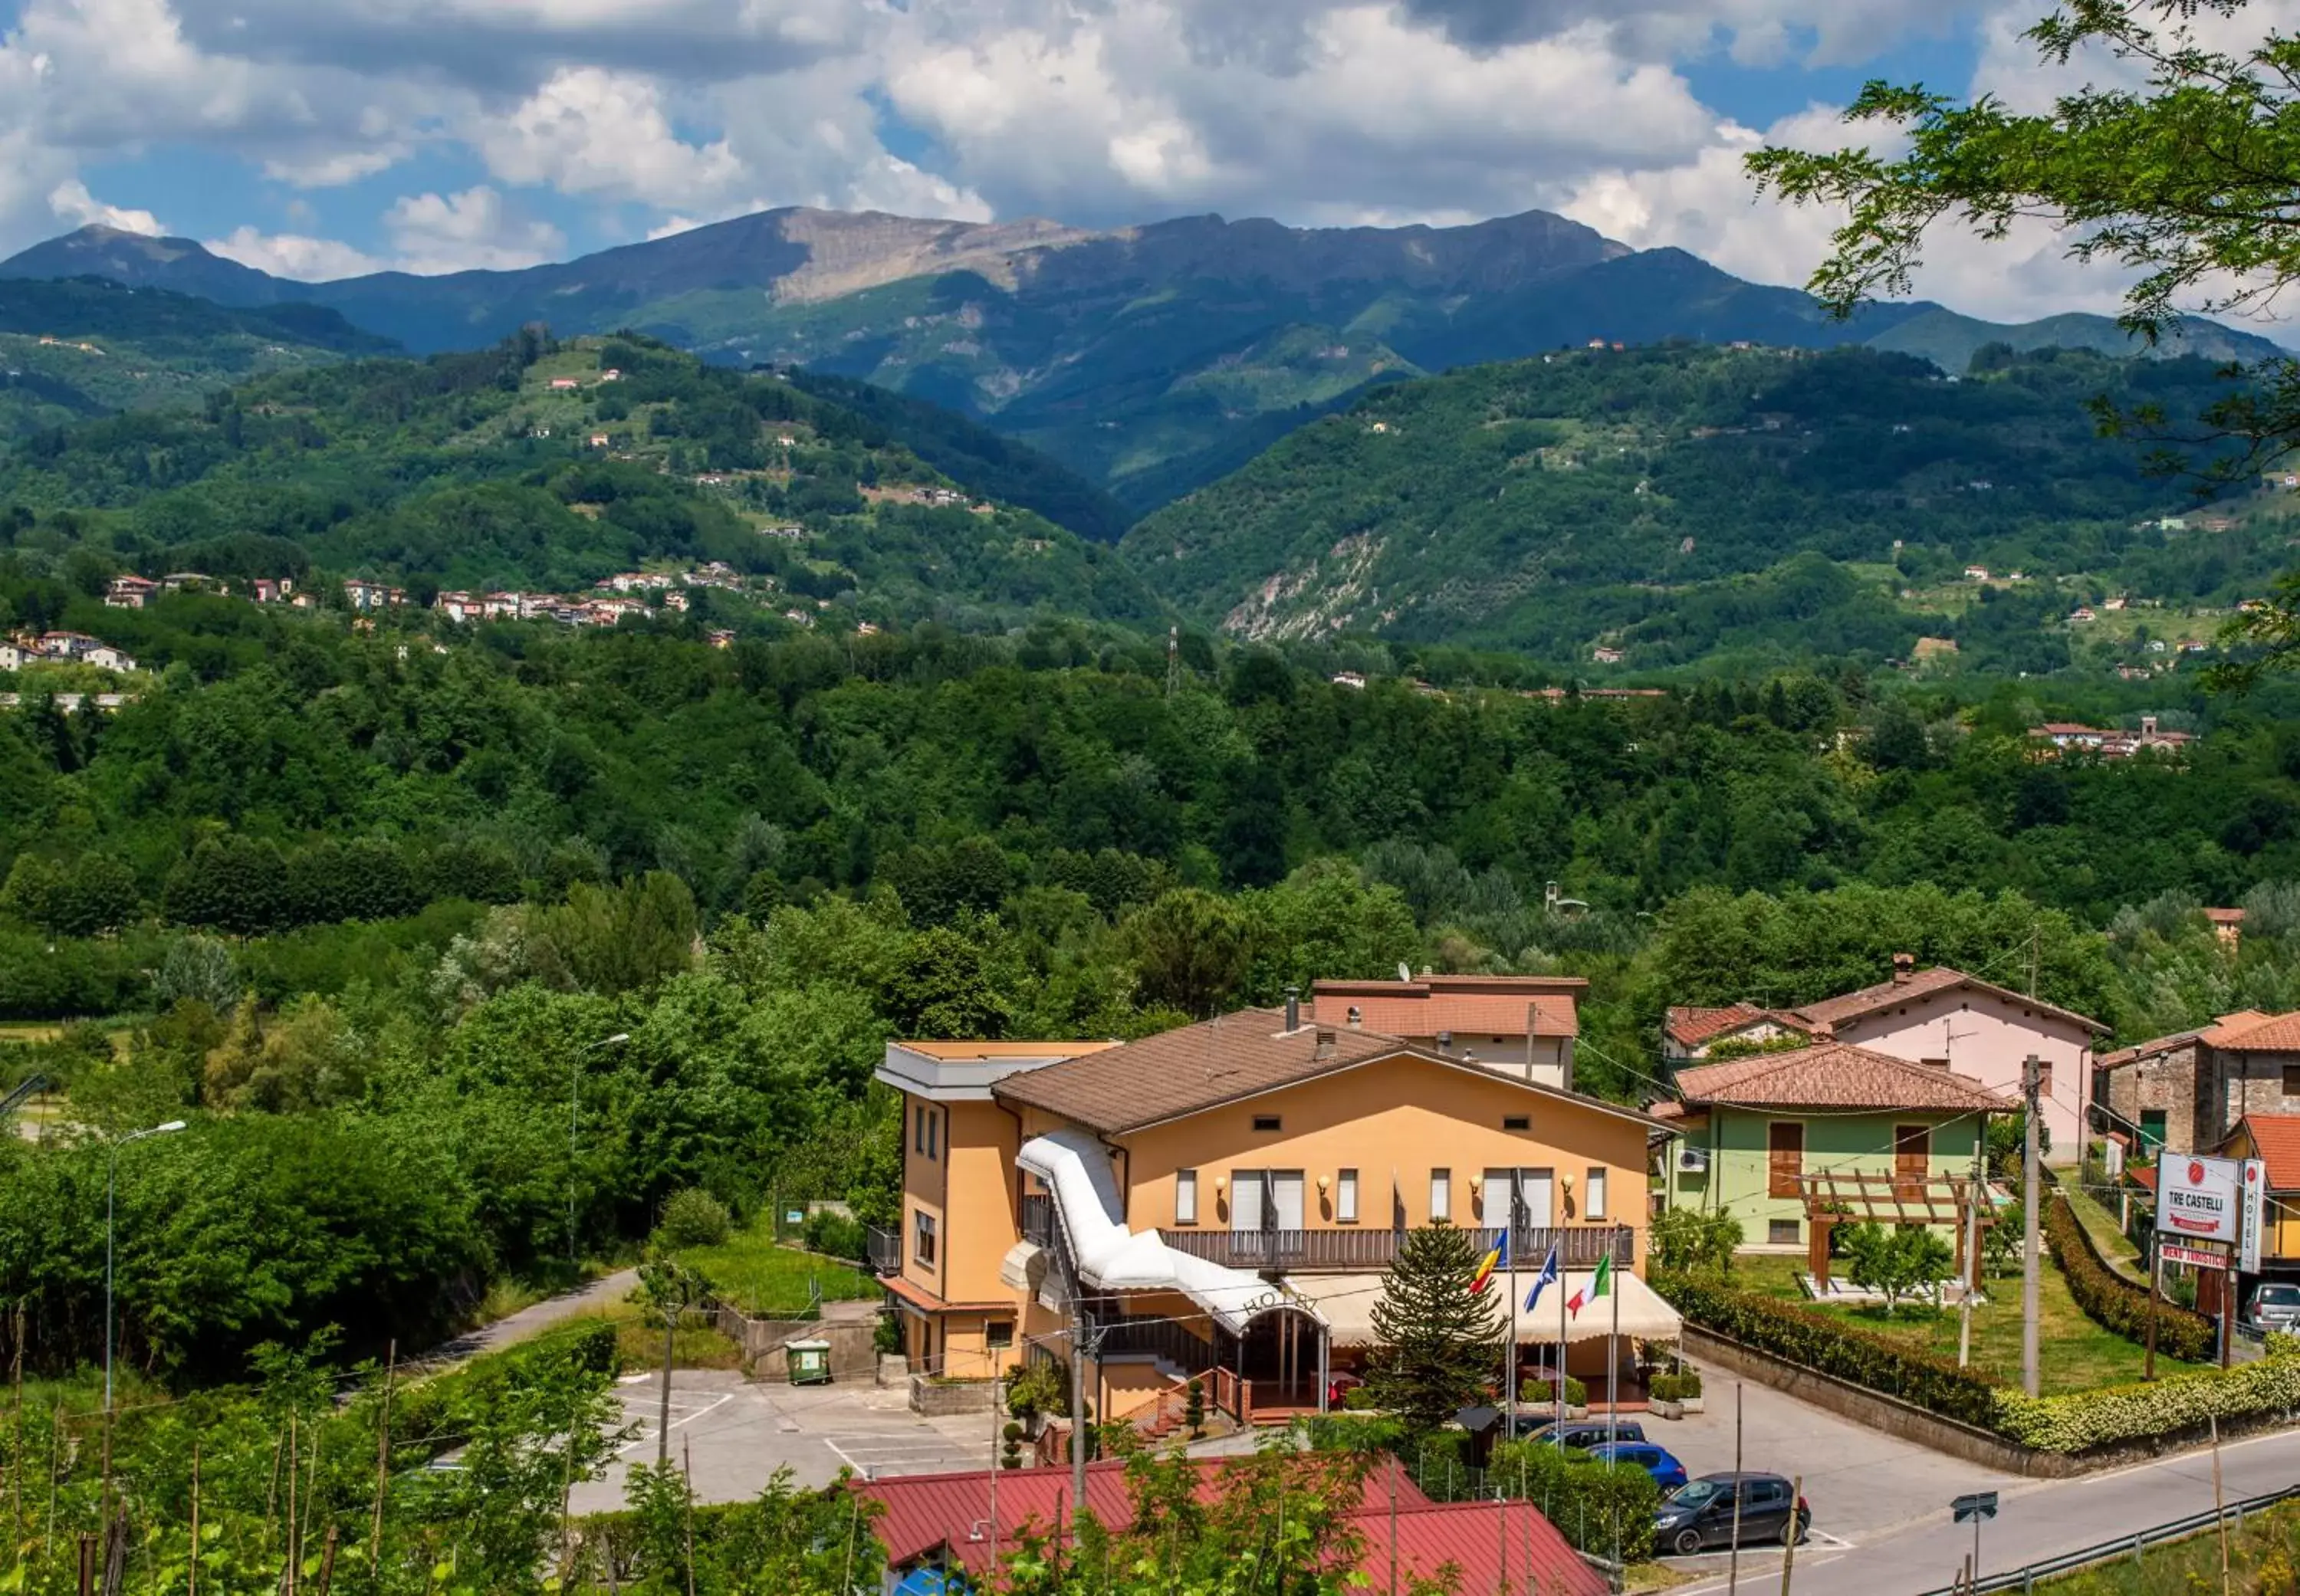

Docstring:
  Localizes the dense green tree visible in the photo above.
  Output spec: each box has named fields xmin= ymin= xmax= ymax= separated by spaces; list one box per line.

xmin=1365 ymin=1222 xmax=1504 ymax=1435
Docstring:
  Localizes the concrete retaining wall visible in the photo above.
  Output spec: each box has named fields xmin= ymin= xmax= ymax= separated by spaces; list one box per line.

xmin=910 ymin=1374 xmax=1000 ymax=1416
xmin=717 ymin=1307 xmax=879 ymax=1384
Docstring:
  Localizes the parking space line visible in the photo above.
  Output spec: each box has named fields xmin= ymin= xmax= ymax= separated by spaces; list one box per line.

xmin=614 ymin=1391 xmax=734 ymax=1457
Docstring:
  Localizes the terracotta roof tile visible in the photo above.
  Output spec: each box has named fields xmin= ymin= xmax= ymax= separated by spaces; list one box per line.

xmin=1667 ymin=1041 xmax=2015 ymax=1113
xmin=1788 ymin=967 xmax=2108 ymax=1036
xmin=992 ymin=1008 xmax=1663 ymax=1135
xmin=2204 ymin=1012 xmax=2300 ymax=1052
xmin=2236 ymin=1115 xmax=2300 ymax=1189
xmin=2098 ymin=1030 xmax=2205 ymax=1070
xmin=1662 ymin=1003 xmax=1812 ymax=1048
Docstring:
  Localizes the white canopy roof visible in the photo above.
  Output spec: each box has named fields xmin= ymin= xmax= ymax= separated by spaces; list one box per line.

xmin=1283 ymin=1269 xmax=1681 ymax=1348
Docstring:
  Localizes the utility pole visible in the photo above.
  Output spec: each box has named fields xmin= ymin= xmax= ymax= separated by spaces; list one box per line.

xmin=2022 ymin=1053 xmax=2042 ymax=1399
xmin=1070 ymin=1310 xmax=1092 ymax=1513
xmin=1960 ymin=1131 xmax=1984 ymax=1368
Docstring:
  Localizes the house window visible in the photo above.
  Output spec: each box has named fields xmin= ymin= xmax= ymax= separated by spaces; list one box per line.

xmin=1921 ymin=1057 xmax=1949 ymax=1069
xmin=914 ymin=1104 xmax=939 ymax=1159
xmin=1767 ymin=1122 xmax=1805 ymax=1199
xmin=1430 ymin=1169 xmax=1451 ymax=1223
xmin=1253 ymin=1115 xmax=1283 ymax=1132
xmin=985 ymin=1320 xmax=1014 ymax=1351
xmin=1503 ymin=1115 xmax=1531 ymax=1131
xmin=1585 ymin=1167 xmax=1607 ymax=1220
xmin=1337 ymin=1169 xmax=1359 ymax=1223
xmin=1768 ymin=1219 xmax=1801 ymax=1246
xmin=912 ymin=1210 xmax=938 ymax=1268
xmin=1175 ymin=1169 xmax=1198 ymax=1226
xmin=2283 ymin=1066 xmax=2300 ymax=1098
xmin=2038 ymin=1059 xmax=2054 ymax=1095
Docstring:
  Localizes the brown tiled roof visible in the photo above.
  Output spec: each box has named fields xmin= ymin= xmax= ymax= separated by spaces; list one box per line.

xmin=2098 ymin=1030 xmax=2206 ymax=1070
xmin=1787 ymin=966 xmax=2108 ymax=1036
xmin=1662 ymin=1003 xmax=1812 ymax=1048
xmin=2205 ymin=908 xmax=2248 ymax=926
xmin=992 ymin=1007 xmax=1663 ymax=1135
xmin=1313 ymin=990 xmax=1579 ymax=1039
xmin=2204 ymin=1011 xmax=2300 ymax=1052
xmin=1666 ymin=1042 xmax=2015 ymax=1113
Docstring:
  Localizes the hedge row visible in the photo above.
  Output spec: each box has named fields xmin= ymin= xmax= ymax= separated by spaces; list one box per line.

xmin=2042 ymin=1194 xmax=2216 ymax=1363
xmin=1654 ymin=1271 xmax=2003 ymax=1429
xmin=1659 ymin=1269 xmax=2300 ymax=1456
xmin=1996 ymin=1339 xmax=2300 ymax=1453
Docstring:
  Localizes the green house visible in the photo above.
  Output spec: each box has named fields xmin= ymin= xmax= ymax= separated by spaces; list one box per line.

xmin=1655 ymin=1042 xmax=2010 ymax=1263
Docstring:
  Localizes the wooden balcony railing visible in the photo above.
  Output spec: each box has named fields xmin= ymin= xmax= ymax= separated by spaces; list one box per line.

xmin=1155 ymin=1224 xmax=1633 ymax=1273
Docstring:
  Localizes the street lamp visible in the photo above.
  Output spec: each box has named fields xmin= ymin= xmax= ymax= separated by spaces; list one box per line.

xmin=569 ymin=1035 xmax=631 ymax=1269
xmin=107 ymin=1119 xmax=186 ymax=1413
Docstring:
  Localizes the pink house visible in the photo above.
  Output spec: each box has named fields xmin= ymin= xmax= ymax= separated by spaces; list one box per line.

xmin=1666 ymin=955 xmax=2107 ymax=1159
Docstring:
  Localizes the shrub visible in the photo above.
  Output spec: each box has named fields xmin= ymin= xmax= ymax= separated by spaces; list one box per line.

xmin=1562 ymin=1375 xmax=1588 ymax=1407
xmin=1654 ymin=1271 xmax=2003 ymax=1429
xmin=800 ymin=1208 xmax=868 ymax=1262
xmin=2043 ymin=1195 xmax=2214 ymax=1362
xmin=1490 ymin=1437 xmax=1661 ymax=1562
xmin=1651 ymin=1207 xmax=1743 ymax=1276
xmin=1518 ymin=1374 xmax=1587 ymax=1407
xmin=1995 ymin=1339 xmax=2300 ymax=1453
xmin=657 ymin=1188 xmax=733 ymax=1249
xmin=1649 ymin=1372 xmax=1689 ymax=1402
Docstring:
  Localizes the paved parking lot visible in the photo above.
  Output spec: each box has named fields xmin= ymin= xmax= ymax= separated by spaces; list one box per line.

xmin=571 ymin=1371 xmax=997 ymax=1513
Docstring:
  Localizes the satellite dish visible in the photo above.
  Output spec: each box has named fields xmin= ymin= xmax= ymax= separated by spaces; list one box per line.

xmin=1398 ymin=962 xmax=1414 ymax=984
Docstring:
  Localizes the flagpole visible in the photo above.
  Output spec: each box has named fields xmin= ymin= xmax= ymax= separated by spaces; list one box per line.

xmin=1504 ymin=1224 xmax=1516 ymax=1440
xmin=1556 ymin=1254 xmax=1567 ymax=1431
xmin=1608 ymin=1242 xmax=1620 ymax=1446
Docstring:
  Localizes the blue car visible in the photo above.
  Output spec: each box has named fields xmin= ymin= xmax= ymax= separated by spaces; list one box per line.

xmin=1583 ymin=1440 xmax=1688 ymax=1493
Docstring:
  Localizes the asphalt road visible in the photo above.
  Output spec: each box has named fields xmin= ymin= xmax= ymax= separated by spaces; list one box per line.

xmin=1673 ymin=1421 xmax=2300 ymax=1596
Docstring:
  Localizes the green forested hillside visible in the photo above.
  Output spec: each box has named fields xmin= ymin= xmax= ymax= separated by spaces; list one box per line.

xmin=0 ymin=277 xmax=393 ymax=443
xmin=1123 ymin=342 xmax=2286 ymax=667
xmin=0 ymin=330 xmax=1158 ymax=626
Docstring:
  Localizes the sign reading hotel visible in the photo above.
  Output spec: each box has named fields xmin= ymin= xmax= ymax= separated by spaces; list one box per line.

xmin=2163 ymin=1154 xmax=2244 ymax=1244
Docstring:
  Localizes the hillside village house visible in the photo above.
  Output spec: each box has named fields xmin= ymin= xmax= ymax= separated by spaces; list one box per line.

xmin=1664 ymin=955 xmax=2104 ymax=1158
xmin=1654 ymin=1044 xmax=2008 ymax=1274
xmin=1310 ymin=973 xmax=1585 ymax=1089
xmin=875 ymin=984 xmax=1675 ymax=1427
xmin=2097 ymin=1011 xmax=2300 ymax=1159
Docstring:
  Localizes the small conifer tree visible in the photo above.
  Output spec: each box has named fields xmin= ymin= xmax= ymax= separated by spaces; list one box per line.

xmin=1365 ymin=1222 xmax=1503 ymax=1434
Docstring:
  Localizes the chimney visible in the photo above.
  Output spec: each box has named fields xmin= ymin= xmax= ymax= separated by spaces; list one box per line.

xmin=1314 ymin=1026 xmax=1336 ymax=1061
xmin=1284 ymin=985 xmax=1300 ymax=1032
xmin=1891 ymin=952 xmax=1915 ymax=985
xmin=1437 ymin=1030 xmax=1454 ymax=1055
xmin=1347 ymin=1006 xmax=1362 ymax=1029
xmin=2141 ymin=714 xmax=2159 ymax=738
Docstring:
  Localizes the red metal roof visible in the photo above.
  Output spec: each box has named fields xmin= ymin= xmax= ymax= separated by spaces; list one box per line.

xmin=853 ymin=1461 xmax=1605 ymax=1596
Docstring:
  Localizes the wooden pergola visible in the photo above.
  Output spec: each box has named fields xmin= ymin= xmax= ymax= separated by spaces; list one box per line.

xmin=1796 ymin=1170 xmax=1996 ymax=1291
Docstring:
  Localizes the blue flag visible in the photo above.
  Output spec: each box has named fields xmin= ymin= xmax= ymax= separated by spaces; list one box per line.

xmin=1523 ymin=1246 xmax=1560 ymax=1312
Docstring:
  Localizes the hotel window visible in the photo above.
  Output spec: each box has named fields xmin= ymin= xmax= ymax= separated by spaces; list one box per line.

xmin=1430 ymin=1168 xmax=1451 ymax=1223
xmin=1253 ymin=1115 xmax=1283 ymax=1132
xmin=912 ymin=1210 xmax=938 ymax=1267
xmin=1585 ymin=1167 xmax=1608 ymax=1220
xmin=1175 ymin=1169 xmax=1198 ymax=1226
xmin=1503 ymin=1115 xmax=1531 ymax=1131
xmin=1337 ymin=1168 xmax=1359 ymax=1223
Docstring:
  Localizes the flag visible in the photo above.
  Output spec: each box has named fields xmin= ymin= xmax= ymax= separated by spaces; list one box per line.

xmin=1470 ymin=1230 xmax=1508 ymax=1295
xmin=1566 ymin=1253 xmax=1613 ymax=1319
xmin=1522 ymin=1247 xmax=1559 ymax=1312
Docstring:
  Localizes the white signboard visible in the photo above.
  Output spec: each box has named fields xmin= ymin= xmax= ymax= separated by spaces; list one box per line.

xmin=2161 ymin=1241 xmax=2231 ymax=1270
xmin=2161 ymin=1154 xmax=2245 ymax=1244
xmin=2242 ymin=1158 xmax=2268 ymax=1275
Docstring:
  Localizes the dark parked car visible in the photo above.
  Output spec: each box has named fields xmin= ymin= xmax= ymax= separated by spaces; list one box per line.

xmin=1583 ymin=1441 xmax=1688 ymax=1493
xmin=1654 ymin=1473 xmax=1810 ymax=1556
xmin=1509 ymin=1417 xmax=1647 ymax=1448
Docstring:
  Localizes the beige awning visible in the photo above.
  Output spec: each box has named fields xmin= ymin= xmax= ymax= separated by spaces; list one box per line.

xmin=1280 ymin=1269 xmax=1681 ymax=1348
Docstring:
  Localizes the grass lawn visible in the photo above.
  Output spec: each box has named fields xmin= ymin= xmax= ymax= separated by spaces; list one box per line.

xmin=1731 ymin=1255 xmax=2205 ymax=1394
xmin=2043 ymin=1502 xmax=2300 ymax=1593
xmin=675 ymin=1217 xmax=877 ymax=1319
xmin=2062 ymin=1186 xmax=2147 ymax=1282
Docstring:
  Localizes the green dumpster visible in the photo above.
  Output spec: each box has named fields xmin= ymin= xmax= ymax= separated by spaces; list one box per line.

xmin=786 ymin=1338 xmax=832 ymax=1385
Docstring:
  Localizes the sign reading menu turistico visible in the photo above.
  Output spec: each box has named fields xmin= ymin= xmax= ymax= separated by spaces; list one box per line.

xmin=2163 ymin=1154 xmax=2245 ymax=1244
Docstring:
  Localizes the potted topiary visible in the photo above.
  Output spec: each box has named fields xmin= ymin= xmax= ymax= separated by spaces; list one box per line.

xmin=1648 ymin=1373 xmax=1684 ymax=1420
xmin=1001 ymin=1420 xmax=1025 ymax=1470
xmin=1562 ymin=1375 xmax=1589 ymax=1420
xmin=1676 ymin=1368 xmax=1704 ymax=1414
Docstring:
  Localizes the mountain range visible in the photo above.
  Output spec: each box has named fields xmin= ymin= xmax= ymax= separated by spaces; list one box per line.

xmin=5 ymin=208 xmax=2283 ymax=515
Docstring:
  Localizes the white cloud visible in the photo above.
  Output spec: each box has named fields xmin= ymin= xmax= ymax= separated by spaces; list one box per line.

xmin=47 ymin=178 xmax=166 ymax=236
xmin=205 ymin=225 xmax=383 ymax=280
xmin=383 ymin=186 xmax=566 ymax=274
xmin=474 ymin=67 xmax=744 ymax=208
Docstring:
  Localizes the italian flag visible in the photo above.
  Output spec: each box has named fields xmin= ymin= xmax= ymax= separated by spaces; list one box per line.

xmin=1566 ymin=1253 xmax=1612 ymax=1319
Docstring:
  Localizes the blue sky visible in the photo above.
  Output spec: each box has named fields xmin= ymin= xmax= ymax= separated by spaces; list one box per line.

xmin=0 ymin=0 xmax=2159 ymax=323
